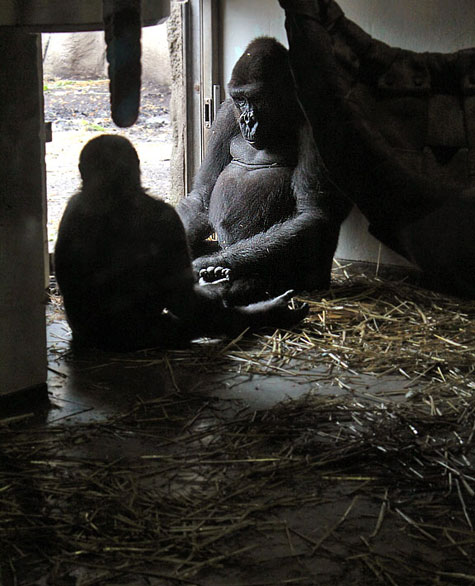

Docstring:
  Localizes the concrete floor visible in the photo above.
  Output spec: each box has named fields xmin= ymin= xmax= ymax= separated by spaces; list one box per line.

xmin=3 ymin=287 xmax=471 ymax=586
xmin=45 ymin=312 xmax=409 ymax=425
xmin=43 ymin=262 xmax=424 ymax=427
xmin=42 ymin=316 xmax=408 ymax=586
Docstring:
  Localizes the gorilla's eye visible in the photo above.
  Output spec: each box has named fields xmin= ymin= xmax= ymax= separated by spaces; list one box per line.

xmin=234 ymin=98 xmax=247 ymax=110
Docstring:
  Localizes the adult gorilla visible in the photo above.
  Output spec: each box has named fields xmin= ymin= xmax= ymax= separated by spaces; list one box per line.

xmin=54 ymin=135 xmax=307 ymax=352
xmin=177 ymin=37 xmax=350 ymax=305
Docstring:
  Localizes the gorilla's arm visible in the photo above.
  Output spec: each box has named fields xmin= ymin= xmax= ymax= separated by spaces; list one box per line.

xmin=159 ymin=204 xmax=308 ymax=334
xmin=192 ymin=123 xmax=351 ymax=289
xmin=176 ymin=99 xmax=239 ymax=256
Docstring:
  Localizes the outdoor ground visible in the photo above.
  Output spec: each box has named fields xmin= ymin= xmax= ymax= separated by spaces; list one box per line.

xmin=44 ymin=79 xmax=172 ymax=252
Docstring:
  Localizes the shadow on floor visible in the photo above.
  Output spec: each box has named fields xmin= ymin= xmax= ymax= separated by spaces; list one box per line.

xmin=2 ymin=266 xmax=474 ymax=585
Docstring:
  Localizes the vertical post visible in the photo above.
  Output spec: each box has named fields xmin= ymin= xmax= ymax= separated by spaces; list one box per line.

xmin=0 ymin=31 xmax=48 ymax=398
xmin=184 ymin=0 xmax=202 ymax=187
xmin=167 ymin=0 xmax=190 ymax=201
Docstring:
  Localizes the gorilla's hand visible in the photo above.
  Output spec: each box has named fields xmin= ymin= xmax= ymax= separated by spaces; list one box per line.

xmin=241 ymin=290 xmax=309 ymax=329
xmin=199 ymin=266 xmax=232 ymax=285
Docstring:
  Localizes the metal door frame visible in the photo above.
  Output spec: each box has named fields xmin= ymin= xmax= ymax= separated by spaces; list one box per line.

xmin=183 ymin=0 xmax=221 ymax=191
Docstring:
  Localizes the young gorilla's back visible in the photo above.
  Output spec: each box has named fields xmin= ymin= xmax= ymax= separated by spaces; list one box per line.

xmin=55 ymin=137 xmax=195 ymax=350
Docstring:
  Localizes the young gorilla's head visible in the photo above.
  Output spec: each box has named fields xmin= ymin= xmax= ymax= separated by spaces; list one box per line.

xmin=79 ymin=134 xmax=141 ymax=190
xmin=228 ymin=37 xmax=298 ymax=149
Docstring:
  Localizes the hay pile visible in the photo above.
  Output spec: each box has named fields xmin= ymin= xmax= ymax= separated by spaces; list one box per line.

xmin=1 ymin=272 xmax=474 ymax=585
xmin=201 ymin=271 xmax=475 ymax=386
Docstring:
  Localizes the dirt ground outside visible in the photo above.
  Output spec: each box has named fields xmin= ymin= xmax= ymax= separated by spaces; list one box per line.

xmin=44 ymin=79 xmax=172 ymax=252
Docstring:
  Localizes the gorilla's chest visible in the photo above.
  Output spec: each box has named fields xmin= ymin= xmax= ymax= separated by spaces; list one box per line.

xmin=208 ymin=136 xmax=297 ymax=246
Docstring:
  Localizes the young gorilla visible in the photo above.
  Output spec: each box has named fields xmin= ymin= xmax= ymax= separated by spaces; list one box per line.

xmin=54 ymin=135 xmax=308 ymax=352
xmin=177 ymin=37 xmax=350 ymax=305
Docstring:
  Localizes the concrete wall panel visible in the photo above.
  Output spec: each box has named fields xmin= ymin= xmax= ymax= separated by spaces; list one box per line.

xmin=0 ymin=32 xmax=48 ymax=395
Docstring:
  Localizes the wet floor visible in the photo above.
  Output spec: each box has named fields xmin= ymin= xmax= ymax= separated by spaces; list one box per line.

xmin=46 ymin=310 xmax=409 ymax=426
xmin=2 ymin=275 xmax=474 ymax=586
xmin=41 ymin=317 xmax=409 ymax=586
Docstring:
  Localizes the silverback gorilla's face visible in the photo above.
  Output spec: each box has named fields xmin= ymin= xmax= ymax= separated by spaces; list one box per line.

xmin=231 ymin=91 xmax=259 ymax=146
xmin=230 ymin=83 xmax=274 ymax=150
xmin=228 ymin=39 xmax=296 ymax=151
xmin=237 ymin=100 xmax=258 ymax=144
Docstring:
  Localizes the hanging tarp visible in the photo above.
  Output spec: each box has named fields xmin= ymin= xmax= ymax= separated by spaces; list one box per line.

xmin=280 ymin=0 xmax=475 ymax=297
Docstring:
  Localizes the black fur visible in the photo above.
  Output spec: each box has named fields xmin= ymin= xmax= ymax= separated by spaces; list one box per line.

xmin=177 ymin=37 xmax=351 ymax=304
xmin=54 ymin=135 xmax=308 ymax=352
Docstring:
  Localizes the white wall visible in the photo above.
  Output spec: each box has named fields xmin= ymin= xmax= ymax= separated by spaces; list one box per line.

xmin=339 ymin=0 xmax=475 ymax=53
xmin=220 ymin=0 xmax=287 ymax=86
xmin=219 ymin=0 xmax=475 ymax=266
